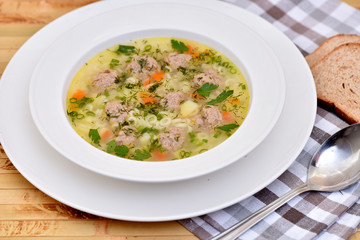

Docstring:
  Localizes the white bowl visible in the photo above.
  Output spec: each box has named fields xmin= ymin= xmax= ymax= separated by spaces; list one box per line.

xmin=28 ymin=2 xmax=285 ymax=182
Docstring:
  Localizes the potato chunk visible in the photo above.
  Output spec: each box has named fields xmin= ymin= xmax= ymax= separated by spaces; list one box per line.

xmin=180 ymin=100 xmax=200 ymax=117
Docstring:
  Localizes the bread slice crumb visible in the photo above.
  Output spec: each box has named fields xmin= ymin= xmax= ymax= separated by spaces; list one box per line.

xmin=311 ymin=43 xmax=360 ymax=123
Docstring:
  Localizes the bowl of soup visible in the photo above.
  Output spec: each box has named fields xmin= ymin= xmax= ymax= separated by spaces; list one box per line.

xmin=66 ymin=37 xmax=250 ymax=162
xmin=28 ymin=5 xmax=285 ymax=182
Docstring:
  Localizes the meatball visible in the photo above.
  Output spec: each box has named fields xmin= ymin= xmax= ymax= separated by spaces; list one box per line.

xmin=115 ymin=126 xmax=136 ymax=146
xmin=105 ymin=101 xmax=128 ymax=123
xmin=160 ymin=92 xmax=184 ymax=111
xmin=165 ymin=52 xmax=192 ymax=69
xmin=193 ymin=69 xmax=222 ymax=86
xmin=126 ymin=55 xmax=160 ymax=81
xmin=195 ymin=106 xmax=223 ymax=129
xmin=92 ymin=69 xmax=118 ymax=91
xmin=159 ymin=127 xmax=185 ymax=152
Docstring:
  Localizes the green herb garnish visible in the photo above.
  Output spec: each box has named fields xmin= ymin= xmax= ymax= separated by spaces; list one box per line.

xmin=148 ymin=82 xmax=162 ymax=92
xmin=144 ymin=44 xmax=152 ymax=52
xmin=115 ymin=45 xmax=136 ymax=55
xmin=67 ymin=111 xmax=85 ymax=123
xmin=133 ymin=149 xmax=152 ymax=160
xmin=196 ymin=83 xmax=218 ymax=97
xmin=216 ymin=124 xmax=239 ymax=132
xmin=114 ymin=145 xmax=129 ymax=157
xmin=69 ymin=96 xmax=94 ymax=108
xmin=171 ymin=39 xmax=189 ymax=52
xmin=140 ymin=127 xmax=160 ymax=134
xmin=89 ymin=129 xmax=101 ymax=145
xmin=207 ymin=90 xmax=233 ymax=105
xmin=180 ymin=150 xmax=192 ymax=158
xmin=86 ymin=111 xmax=95 ymax=117
xmin=213 ymin=131 xmax=222 ymax=138
xmin=109 ymin=59 xmax=120 ymax=69
xmin=106 ymin=140 xmax=117 ymax=153
xmin=188 ymin=132 xmax=196 ymax=142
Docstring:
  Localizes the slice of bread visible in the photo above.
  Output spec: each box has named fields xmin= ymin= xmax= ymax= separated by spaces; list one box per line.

xmin=306 ymin=34 xmax=360 ymax=68
xmin=311 ymin=43 xmax=360 ymax=123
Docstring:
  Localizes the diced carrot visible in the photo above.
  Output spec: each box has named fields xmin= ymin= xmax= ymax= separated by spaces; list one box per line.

xmin=185 ymin=44 xmax=193 ymax=53
xmin=222 ymin=111 xmax=235 ymax=121
xmin=72 ymin=89 xmax=85 ymax=100
xmin=101 ymin=130 xmax=111 ymax=139
xmin=192 ymin=51 xmax=200 ymax=59
xmin=152 ymin=72 xmax=164 ymax=81
xmin=142 ymin=97 xmax=156 ymax=104
xmin=139 ymin=92 xmax=156 ymax=104
xmin=139 ymin=92 xmax=151 ymax=98
xmin=153 ymin=150 xmax=166 ymax=160
xmin=143 ymin=79 xmax=151 ymax=86
xmin=192 ymin=92 xmax=205 ymax=99
xmin=231 ymin=98 xmax=241 ymax=105
xmin=204 ymin=50 xmax=209 ymax=54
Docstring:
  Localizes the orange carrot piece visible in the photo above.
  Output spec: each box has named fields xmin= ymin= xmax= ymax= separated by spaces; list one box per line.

xmin=185 ymin=44 xmax=193 ymax=53
xmin=143 ymin=79 xmax=151 ymax=86
xmin=153 ymin=150 xmax=166 ymax=160
xmin=72 ymin=89 xmax=85 ymax=100
xmin=142 ymin=97 xmax=156 ymax=104
xmin=101 ymin=130 xmax=111 ymax=139
xmin=139 ymin=92 xmax=151 ymax=98
xmin=192 ymin=92 xmax=205 ymax=100
xmin=222 ymin=111 xmax=235 ymax=121
xmin=152 ymin=72 xmax=164 ymax=81
xmin=231 ymin=98 xmax=241 ymax=105
xmin=192 ymin=51 xmax=199 ymax=59
xmin=139 ymin=92 xmax=155 ymax=104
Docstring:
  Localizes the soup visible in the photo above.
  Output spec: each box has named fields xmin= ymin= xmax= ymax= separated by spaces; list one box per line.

xmin=66 ymin=37 xmax=249 ymax=161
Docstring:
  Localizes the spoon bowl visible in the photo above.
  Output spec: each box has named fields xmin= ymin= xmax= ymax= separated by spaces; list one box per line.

xmin=214 ymin=123 xmax=360 ymax=240
xmin=308 ymin=123 xmax=360 ymax=191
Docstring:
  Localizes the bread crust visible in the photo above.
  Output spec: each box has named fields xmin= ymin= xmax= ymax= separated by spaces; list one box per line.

xmin=306 ymin=34 xmax=360 ymax=68
xmin=311 ymin=42 xmax=360 ymax=123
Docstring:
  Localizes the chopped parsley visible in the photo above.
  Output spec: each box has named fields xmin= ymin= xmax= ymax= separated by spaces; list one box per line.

xmin=196 ymin=83 xmax=218 ymax=97
xmin=216 ymin=124 xmax=239 ymax=132
xmin=106 ymin=140 xmax=117 ymax=153
xmin=207 ymin=90 xmax=234 ymax=105
xmin=171 ymin=39 xmax=189 ymax=52
xmin=133 ymin=149 xmax=152 ymax=160
xmin=107 ymin=140 xmax=129 ymax=157
xmin=114 ymin=145 xmax=129 ymax=157
xmin=89 ymin=129 xmax=101 ymax=145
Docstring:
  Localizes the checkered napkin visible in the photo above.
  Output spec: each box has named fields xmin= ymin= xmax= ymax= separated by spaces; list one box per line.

xmin=179 ymin=0 xmax=360 ymax=239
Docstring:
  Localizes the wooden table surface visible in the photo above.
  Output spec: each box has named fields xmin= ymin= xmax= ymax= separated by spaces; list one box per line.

xmin=1 ymin=0 xmax=360 ymax=239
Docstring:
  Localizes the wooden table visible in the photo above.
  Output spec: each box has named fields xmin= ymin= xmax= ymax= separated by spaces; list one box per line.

xmin=0 ymin=0 xmax=359 ymax=239
xmin=0 ymin=0 xmax=198 ymax=239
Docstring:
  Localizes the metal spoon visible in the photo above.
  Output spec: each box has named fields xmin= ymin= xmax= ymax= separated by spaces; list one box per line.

xmin=213 ymin=123 xmax=360 ymax=240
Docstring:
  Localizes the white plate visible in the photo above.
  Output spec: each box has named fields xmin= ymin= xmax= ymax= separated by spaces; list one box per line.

xmin=28 ymin=2 xmax=285 ymax=182
xmin=0 ymin=0 xmax=316 ymax=221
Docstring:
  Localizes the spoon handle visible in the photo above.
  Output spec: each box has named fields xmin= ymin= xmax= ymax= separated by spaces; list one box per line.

xmin=212 ymin=183 xmax=310 ymax=240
